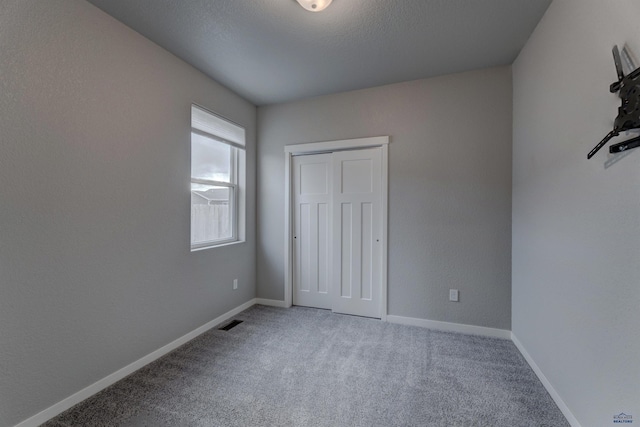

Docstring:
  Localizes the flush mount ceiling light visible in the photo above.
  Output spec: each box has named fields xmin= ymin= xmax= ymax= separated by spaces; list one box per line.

xmin=295 ymin=0 xmax=333 ymax=12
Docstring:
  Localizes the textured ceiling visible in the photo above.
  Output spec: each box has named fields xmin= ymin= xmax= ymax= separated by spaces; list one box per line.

xmin=86 ymin=0 xmax=552 ymax=106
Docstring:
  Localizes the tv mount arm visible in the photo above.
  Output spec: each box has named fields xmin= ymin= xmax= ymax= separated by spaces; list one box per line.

xmin=588 ymin=45 xmax=640 ymax=159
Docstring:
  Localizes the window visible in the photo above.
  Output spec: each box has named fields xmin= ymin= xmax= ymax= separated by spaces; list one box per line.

xmin=191 ymin=105 xmax=245 ymax=250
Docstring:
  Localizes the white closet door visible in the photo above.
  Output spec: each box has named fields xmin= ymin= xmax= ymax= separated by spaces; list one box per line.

xmin=292 ymin=154 xmax=332 ymax=309
xmin=331 ymin=148 xmax=383 ymax=318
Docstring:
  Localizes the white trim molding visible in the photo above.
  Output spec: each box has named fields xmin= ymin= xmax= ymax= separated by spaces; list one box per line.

xmin=283 ymin=150 xmax=293 ymax=308
xmin=15 ymin=299 xmax=580 ymax=427
xmin=379 ymin=143 xmax=388 ymax=322
xmin=284 ymin=136 xmax=389 ymax=155
xmin=387 ymin=315 xmax=512 ymax=339
xmin=14 ymin=299 xmax=257 ymax=427
xmin=511 ymin=333 xmax=582 ymax=427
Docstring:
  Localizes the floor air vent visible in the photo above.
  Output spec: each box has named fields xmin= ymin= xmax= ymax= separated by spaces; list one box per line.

xmin=219 ymin=319 xmax=243 ymax=331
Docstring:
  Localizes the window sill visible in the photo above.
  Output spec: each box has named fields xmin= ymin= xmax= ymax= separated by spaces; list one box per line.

xmin=190 ymin=240 xmax=245 ymax=252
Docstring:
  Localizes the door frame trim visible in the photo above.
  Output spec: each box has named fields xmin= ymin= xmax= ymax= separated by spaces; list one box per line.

xmin=283 ymin=136 xmax=389 ymax=320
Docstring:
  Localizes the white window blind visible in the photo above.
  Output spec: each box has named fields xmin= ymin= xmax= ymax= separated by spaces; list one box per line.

xmin=191 ymin=105 xmax=245 ymax=147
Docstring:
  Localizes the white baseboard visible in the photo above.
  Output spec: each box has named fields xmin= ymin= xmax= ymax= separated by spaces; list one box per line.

xmin=254 ymin=298 xmax=289 ymax=308
xmin=511 ymin=333 xmax=581 ymax=427
xmin=386 ymin=315 xmax=511 ymax=339
xmin=15 ymin=301 xmax=577 ymax=427
xmin=14 ymin=299 xmax=256 ymax=427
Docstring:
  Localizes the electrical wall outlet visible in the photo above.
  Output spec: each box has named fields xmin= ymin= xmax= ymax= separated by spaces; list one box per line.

xmin=449 ymin=289 xmax=459 ymax=302
xmin=233 ymin=279 xmax=238 ymax=290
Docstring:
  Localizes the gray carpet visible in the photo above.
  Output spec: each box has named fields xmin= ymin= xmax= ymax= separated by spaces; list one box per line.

xmin=43 ymin=305 xmax=569 ymax=427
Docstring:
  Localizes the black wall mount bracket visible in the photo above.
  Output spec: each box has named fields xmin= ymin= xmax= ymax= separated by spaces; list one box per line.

xmin=609 ymin=134 xmax=640 ymax=154
xmin=588 ymin=45 xmax=640 ymax=159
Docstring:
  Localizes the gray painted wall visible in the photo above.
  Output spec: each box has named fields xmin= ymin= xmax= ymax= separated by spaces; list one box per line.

xmin=512 ymin=0 xmax=640 ymax=425
xmin=0 ymin=1 xmax=256 ymax=425
xmin=257 ymin=67 xmax=513 ymax=330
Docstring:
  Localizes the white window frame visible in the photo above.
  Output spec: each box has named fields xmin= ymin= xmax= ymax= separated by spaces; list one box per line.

xmin=190 ymin=105 xmax=246 ymax=251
